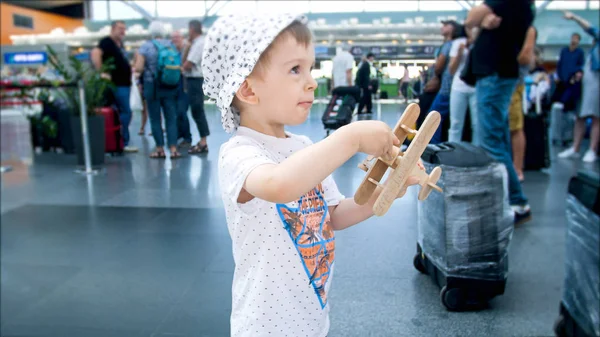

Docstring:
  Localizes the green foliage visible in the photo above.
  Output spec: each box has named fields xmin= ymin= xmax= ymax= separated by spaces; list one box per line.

xmin=28 ymin=115 xmax=58 ymax=139
xmin=45 ymin=45 xmax=116 ymax=116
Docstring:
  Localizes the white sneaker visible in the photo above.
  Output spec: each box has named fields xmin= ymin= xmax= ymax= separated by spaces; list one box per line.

xmin=124 ymin=146 xmax=138 ymax=153
xmin=582 ymin=150 xmax=598 ymax=163
xmin=557 ymin=147 xmax=578 ymax=159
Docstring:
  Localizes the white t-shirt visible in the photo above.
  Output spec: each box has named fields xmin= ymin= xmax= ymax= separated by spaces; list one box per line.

xmin=449 ymin=37 xmax=475 ymax=93
xmin=332 ymin=51 xmax=354 ymax=88
xmin=185 ymin=35 xmax=205 ymax=78
xmin=218 ymin=126 xmax=345 ymax=337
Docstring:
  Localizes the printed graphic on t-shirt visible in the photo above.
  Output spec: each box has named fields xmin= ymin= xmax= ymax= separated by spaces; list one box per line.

xmin=276 ymin=183 xmax=335 ymax=309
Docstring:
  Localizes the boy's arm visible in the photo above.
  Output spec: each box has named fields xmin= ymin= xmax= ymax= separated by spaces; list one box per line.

xmin=328 ymin=163 xmax=424 ymax=231
xmin=328 ymin=187 xmax=383 ymax=231
xmin=243 ymin=122 xmax=399 ymax=205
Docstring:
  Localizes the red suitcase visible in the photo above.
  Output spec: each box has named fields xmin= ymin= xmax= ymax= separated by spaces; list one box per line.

xmin=96 ymin=107 xmax=124 ymax=155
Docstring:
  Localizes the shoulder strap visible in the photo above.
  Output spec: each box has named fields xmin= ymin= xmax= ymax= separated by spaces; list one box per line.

xmin=151 ymin=40 xmax=165 ymax=52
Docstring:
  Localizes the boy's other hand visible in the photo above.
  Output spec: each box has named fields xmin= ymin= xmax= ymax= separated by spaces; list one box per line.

xmin=345 ymin=121 xmax=399 ymax=162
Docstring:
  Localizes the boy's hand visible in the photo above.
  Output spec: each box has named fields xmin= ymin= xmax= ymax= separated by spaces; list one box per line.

xmin=347 ymin=121 xmax=399 ymax=162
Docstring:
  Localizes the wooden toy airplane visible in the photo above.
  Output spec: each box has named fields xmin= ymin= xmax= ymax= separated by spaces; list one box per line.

xmin=354 ymin=103 xmax=443 ymax=216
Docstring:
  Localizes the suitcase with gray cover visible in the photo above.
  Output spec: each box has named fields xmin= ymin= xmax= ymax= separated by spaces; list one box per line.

xmin=554 ymin=170 xmax=599 ymax=337
xmin=414 ymin=142 xmax=513 ymax=311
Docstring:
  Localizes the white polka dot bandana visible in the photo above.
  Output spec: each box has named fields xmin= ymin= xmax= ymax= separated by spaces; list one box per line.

xmin=202 ymin=13 xmax=309 ymax=134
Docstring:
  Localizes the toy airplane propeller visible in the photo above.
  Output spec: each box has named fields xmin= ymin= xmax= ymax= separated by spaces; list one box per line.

xmin=354 ymin=103 xmax=443 ymax=216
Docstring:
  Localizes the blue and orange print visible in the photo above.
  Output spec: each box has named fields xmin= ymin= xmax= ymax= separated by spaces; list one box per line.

xmin=276 ymin=183 xmax=335 ymax=309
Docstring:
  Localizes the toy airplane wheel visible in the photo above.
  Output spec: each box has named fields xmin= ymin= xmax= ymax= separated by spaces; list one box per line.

xmin=418 ymin=166 xmax=442 ymax=201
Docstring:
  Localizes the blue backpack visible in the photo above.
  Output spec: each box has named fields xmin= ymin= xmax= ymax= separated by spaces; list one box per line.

xmin=152 ymin=40 xmax=181 ymax=88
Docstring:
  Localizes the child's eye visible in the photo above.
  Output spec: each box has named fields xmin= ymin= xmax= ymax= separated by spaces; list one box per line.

xmin=291 ymin=65 xmax=300 ymax=74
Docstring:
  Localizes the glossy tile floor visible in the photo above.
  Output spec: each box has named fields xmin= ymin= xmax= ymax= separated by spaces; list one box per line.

xmin=2 ymin=102 xmax=599 ymax=337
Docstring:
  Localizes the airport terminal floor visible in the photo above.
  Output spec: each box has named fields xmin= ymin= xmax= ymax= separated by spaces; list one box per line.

xmin=2 ymin=102 xmax=598 ymax=337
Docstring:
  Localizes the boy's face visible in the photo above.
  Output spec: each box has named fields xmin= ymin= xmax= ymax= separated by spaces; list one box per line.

xmin=249 ymin=36 xmax=317 ymax=127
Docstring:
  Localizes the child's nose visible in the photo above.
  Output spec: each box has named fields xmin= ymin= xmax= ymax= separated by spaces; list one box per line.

xmin=306 ymin=76 xmax=318 ymax=92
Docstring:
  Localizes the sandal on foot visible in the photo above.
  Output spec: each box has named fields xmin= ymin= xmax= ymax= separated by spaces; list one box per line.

xmin=150 ymin=149 xmax=166 ymax=158
xmin=170 ymin=150 xmax=182 ymax=159
xmin=189 ymin=144 xmax=208 ymax=154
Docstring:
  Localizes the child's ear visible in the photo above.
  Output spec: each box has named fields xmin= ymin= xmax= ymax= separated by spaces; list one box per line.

xmin=235 ymin=80 xmax=259 ymax=105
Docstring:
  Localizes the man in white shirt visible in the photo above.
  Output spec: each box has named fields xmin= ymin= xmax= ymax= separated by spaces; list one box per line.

xmin=182 ymin=20 xmax=210 ymax=154
xmin=331 ymin=45 xmax=354 ymax=89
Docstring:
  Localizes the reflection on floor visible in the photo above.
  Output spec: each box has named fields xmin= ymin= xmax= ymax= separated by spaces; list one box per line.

xmin=2 ymin=103 xmax=598 ymax=337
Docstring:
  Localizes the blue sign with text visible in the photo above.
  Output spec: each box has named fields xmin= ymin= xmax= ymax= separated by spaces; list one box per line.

xmin=3 ymin=52 xmax=48 ymax=65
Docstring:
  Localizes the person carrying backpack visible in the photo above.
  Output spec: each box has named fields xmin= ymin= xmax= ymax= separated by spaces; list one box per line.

xmin=134 ymin=21 xmax=183 ymax=159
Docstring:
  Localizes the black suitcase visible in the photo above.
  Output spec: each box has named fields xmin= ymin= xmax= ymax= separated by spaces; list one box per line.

xmin=524 ymin=111 xmax=550 ymax=170
xmin=415 ymin=142 xmax=513 ymax=311
xmin=322 ymin=86 xmax=360 ymax=135
xmin=554 ymin=170 xmax=600 ymax=337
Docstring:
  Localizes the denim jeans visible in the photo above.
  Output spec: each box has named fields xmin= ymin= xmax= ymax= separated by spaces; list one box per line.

xmin=476 ymin=74 xmax=528 ymax=206
xmin=113 ymin=86 xmax=132 ymax=146
xmin=176 ymin=81 xmax=192 ymax=143
xmin=187 ymin=77 xmax=210 ymax=138
xmin=429 ymin=93 xmax=450 ymax=144
xmin=449 ymin=89 xmax=479 ymax=146
xmin=143 ymin=82 xmax=178 ymax=148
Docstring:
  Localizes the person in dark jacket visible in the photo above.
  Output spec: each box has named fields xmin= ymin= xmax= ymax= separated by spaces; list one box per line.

xmin=355 ymin=53 xmax=375 ymax=114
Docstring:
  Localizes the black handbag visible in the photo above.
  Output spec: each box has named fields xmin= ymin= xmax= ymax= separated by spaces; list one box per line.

xmin=460 ymin=45 xmax=477 ymax=86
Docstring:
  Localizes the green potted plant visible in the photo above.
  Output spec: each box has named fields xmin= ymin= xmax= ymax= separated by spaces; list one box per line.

xmin=44 ymin=45 xmax=115 ymax=167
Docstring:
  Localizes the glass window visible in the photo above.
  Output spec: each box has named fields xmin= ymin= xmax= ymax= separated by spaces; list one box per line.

xmin=591 ymin=0 xmax=599 ymax=9
xmin=418 ymin=1 xmax=463 ymax=11
xmin=156 ymin=1 xmax=205 ymax=17
xmin=309 ymin=1 xmax=365 ymax=13
xmin=91 ymin=0 xmax=108 ymax=21
xmin=108 ymin=1 xmax=143 ymax=20
xmin=546 ymin=1 xmax=588 ymax=10
xmin=364 ymin=1 xmax=419 ymax=12
xmin=257 ymin=0 xmax=310 ymax=14
xmin=133 ymin=0 xmax=157 ymax=17
xmin=215 ymin=1 xmax=257 ymax=16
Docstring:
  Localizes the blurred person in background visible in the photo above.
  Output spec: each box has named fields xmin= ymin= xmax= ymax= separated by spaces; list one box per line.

xmin=134 ymin=21 xmax=181 ymax=159
xmin=465 ymin=0 xmax=534 ymax=225
xmin=429 ymin=20 xmax=465 ymax=144
xmin=331 ymin=43 xmax=354 ymax=89
xmin=92 ymin=20 xmax=138 ymax=152
xmin=552 ymin=32 xmax=585 ymax=104
xmin=506 ymin=25 xmax=538 ymax=182
xmin=448 ymin=26 xmax=479 ymax=145
xmin=400 ymin=64 xmax=410 ymax=103
xmin=557 ymin=11 xmax=599 ymax=163
xmin=355 ymin=53 xmax=375 ymax=115
xmin=183 ymin=20 xmax=210 ymax=154
xmin=171 ymin=30 xmax=193 ymax=147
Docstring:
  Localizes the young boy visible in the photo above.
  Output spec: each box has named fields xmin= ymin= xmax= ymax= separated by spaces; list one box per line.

xmin=202 ymin=13 xmax=421 ymax=337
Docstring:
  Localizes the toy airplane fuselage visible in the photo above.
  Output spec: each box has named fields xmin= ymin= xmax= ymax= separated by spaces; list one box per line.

xmin=354 ymin=103 xmax=443 ymax=216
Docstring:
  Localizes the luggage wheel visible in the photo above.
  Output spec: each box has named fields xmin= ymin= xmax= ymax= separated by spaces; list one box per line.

xmin=413 ymin=254 xmax=427 ymax=274
xmin=553 ymin=314 xmax=566 ymax=337
xmin=440 ymin=286 xmax=466 ymax=311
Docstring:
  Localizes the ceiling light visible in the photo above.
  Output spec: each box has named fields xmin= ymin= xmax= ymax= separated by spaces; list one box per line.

xmin=418 ymin=40 xmax=424 ymax=44
xmin=407 ymin=40 xmax=412 ymax=44
xmin=392 ymin=40 xmax=398 ymax=44
xmin=348 ymin=40 xmax=353 ymax=44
